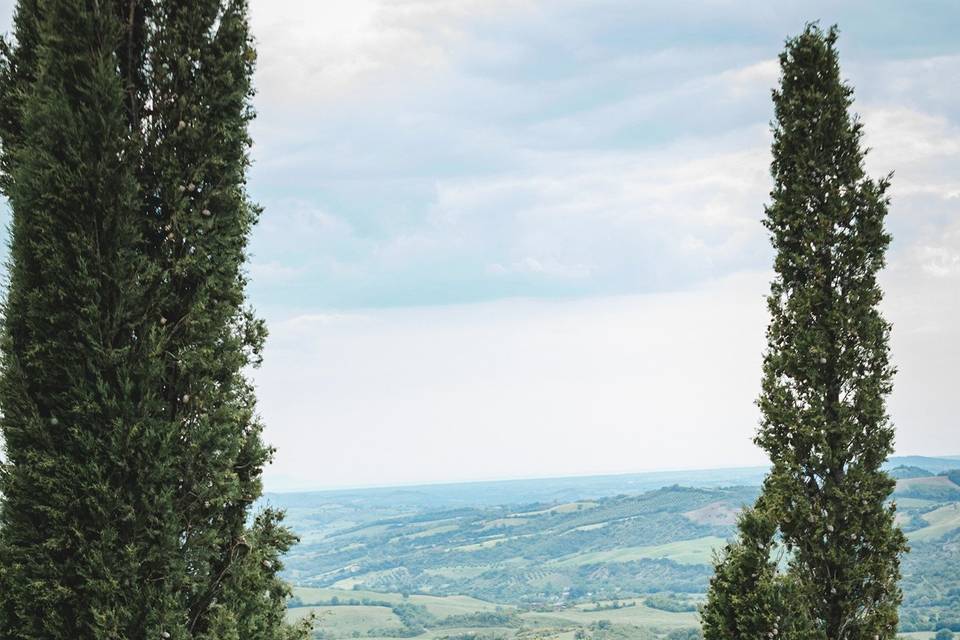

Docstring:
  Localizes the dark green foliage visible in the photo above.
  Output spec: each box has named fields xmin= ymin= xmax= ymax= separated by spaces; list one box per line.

xmin=586 ymin=621 xmax=659 ymax=640
xmin=389 ymin=603 xmax=436 ymax=634
xmin=0 ymin=3 xmax=160 ymax=636
xmin=0 ymin=1 xmax=309 ymax=638
xmin=666 ymin=629 xmax=704 ymax=640
xmin=435 ymin=612 xmax=519 ymax=628
xmin=304 ymin=598 xmax=396 ymax=609
xmin=585 ymin=601 xmax=637 ymax=612
xmin=701 ymin=503 xmax=809 ymax=640
xmin=705 ymin=23 xmax=907 ymax=640
xmin=643 ymin=594 xmax=695 ymax=613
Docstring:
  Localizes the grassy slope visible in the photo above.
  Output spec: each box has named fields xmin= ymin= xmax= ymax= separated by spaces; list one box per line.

xmin=527 ymin=602 xmax=697 ymax=628
xmin=288 ymin=590 xmax=699 ymax=639
xmin=293 ymin=587 xmax=507 ymax=617
xmin=908 ymin=503 xmax=960 ymax=542
xmin=280 ymin=456 xmax=960 ymax=637
xmin=550 ymin=537 xmax=726 ymax=567
xmin=287 ymin=605 xmax=402 ymax=632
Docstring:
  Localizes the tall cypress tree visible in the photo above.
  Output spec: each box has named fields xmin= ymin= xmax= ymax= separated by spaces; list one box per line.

xmin=758 ymin=24 xmax=906 ymax=639
xmin=0 ymin=2 xmax=158 ymax=635
xmin=0 ymin=2 xmax=310 ymax=638
xmin=704 ymin=24 xmax=906 ymax=640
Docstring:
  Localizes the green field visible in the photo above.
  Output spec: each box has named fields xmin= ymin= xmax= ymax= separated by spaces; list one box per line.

xmin=423 ymin=566 xmax=495 ymax=580
xmin=528 ymin=602 xmax=697 ymax=629
xmin=287 ymin=605 xmax=402 ymax=634
xmin=421 ymin=627 xmax=517 ymax=640
xmin=512 ymin=502 xmax=599 ymax=517
xmin=288 ymin=589 xmax=701 ymax=640
xmin=394 ymin=525 xmax=462 ymax=542
xmin=293 ymin=587 xmax=507 ymax=618
xmin=907 ymin=503 xmax=960 ymax=542
xmin=277 ymin=456 xmax=960 ymax=638
xmin=551 ymin=537 xmax=725 ymax=568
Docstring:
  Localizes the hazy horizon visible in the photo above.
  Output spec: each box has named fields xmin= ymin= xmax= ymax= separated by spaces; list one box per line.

xmin=264 ymin=451 xmax=960 ymax=494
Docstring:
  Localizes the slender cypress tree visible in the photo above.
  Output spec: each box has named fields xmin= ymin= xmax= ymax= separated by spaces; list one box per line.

xmin=0 ymin=2 xmax=310 ymax=638
xmin=704 ymin=24 xmax=906 ymax=640
xmin=758 ymin=24 xmax=906 ymax=640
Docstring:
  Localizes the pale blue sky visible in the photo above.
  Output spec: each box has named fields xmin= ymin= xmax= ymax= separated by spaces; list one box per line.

xmin=242 ymin=1 xmax=959 ymax=312
xmin=1 ymin=2 xmax=958 ymax=489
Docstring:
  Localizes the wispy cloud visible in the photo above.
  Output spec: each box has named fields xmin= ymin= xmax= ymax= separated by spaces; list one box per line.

xmin=243 ymin=1 xmax=960 ymax=313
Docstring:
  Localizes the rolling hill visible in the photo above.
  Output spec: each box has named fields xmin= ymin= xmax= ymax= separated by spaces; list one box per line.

xmin=273 ymin=456 xmax=960 ymax=638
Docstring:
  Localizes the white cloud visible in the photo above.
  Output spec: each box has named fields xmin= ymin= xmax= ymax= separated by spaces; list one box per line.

xmin=917 ymin=245 xmax=960 ymax=278
xmin=857 ymin=100 xmax=960 ymax=289
xmin=854 ymin=55 xmax=960 ymax=116
xmin=487 ymin=256 xmax=594 ymax=279
xmin=422 ymin=130 xmax=773 ymax=289
xmin=258 ymin=198 xmax=352 ymax=236
xmin=863 ymin=107 xmax=960 ymax=169
xmin=720 ymin=59 xmax=780 ymax=98
xmin=248 ymin=0 xmax=535 ymax=109
xmin=249 ymin=261 xmax=306 ymax=284
xmin=908 ymin=216 xmax=960 ymax=279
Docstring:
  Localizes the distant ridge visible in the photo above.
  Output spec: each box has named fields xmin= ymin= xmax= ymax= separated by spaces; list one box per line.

xmin=889 ymin=465 xmax=935 ymax=480
xmin=885 ymin=455 xmax=960 ymax=475
xmin=265 ymin=455 xmax=959 ymax=509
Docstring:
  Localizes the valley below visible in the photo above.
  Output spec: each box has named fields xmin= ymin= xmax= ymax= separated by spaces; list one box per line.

xmin=272 ymin=456 xmax=960 ymax=640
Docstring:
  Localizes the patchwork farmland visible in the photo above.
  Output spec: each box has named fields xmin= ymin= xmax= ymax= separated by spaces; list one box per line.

xmin=272 ymin=457 xmax=960 ymax=639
